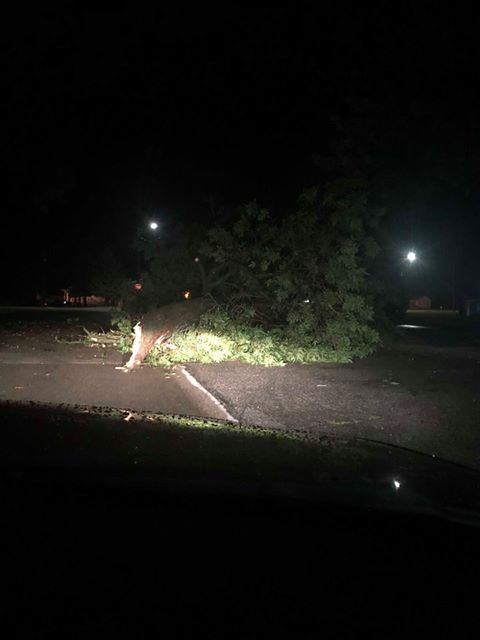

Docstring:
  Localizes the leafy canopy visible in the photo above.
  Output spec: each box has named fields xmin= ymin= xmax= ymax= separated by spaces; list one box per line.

xmin=200 ymin=179 xmax=382 ymax=358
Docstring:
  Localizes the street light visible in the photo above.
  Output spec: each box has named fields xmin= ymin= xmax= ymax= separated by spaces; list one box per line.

xmin=406 ymin=250 xmax=417 ymax=263
xmin=137 ymin=220 xmax=160 ymax=276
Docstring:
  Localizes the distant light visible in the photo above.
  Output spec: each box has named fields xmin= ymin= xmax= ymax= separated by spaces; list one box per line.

xmin=393 ymin=480 xmax=401 ymax=490
xmin=194 ymin=257 xmax=200 ymax=262
xmin=149 ymin=221 xmax=159 ymax=230
xmin=304 ymin=299 xmax=310 ymax=303
xmin=183 ymin=290 xmax=191 ymax=300
xmin=406 ymin=251 xmax=417 ymax=263
xmin=134 ymin=282 xmax=142 ymax=290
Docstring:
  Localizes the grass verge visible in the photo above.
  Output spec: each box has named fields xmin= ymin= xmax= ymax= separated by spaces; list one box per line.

xmin=0 ymin=401 xmax=361 ymax=482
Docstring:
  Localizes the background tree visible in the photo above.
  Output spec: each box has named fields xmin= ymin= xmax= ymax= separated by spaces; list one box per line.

xmin=89 ymin=249 xmax=126 ymax=306
xmin=125 ymin=221 xmax=208 ymax=313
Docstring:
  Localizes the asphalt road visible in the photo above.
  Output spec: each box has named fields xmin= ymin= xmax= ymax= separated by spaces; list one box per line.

xmin=185 ymin=311 xmax=480 ymax=468
xmin=1 ymin=306 xmax=480 ymax=469
xmin=0 ymin=307 xmax=230 ymax=421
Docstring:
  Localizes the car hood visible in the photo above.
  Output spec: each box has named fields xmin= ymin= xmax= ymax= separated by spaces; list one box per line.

xmin=1 ymin=401 xmax=480 ymax=526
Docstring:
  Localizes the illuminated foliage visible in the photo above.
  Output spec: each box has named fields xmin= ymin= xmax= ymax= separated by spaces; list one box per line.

xmin=200 ymin=179 xmax=382 ymax=358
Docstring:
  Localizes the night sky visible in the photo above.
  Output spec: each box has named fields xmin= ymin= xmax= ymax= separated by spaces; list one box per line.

xmin=2 ymin=1 xmax=480 ymax=303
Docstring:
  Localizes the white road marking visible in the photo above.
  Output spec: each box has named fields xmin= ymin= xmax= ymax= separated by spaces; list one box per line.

xmin=177 ymin=365 xmax=238 ymax=423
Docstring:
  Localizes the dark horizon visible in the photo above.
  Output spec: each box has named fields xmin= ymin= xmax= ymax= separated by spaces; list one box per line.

xmin=2 ymin=1 xmax=480 ymax=304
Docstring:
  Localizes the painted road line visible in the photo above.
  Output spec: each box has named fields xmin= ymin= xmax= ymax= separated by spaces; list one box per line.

xmin=177 ymin=365 xmax=238 ymax=423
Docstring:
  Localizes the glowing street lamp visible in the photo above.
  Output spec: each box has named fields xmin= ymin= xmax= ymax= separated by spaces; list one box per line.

xmin=137 ymin=220 xmax=160 ymax=276
xmin=406 ymin=250 xmax=417 ymax=263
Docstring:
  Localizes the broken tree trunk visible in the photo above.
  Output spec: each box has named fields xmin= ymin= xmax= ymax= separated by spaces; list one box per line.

xmin=123 ymin=298 xmax=207 ymax=370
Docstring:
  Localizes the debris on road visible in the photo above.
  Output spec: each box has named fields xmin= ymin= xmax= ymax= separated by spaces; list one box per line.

xmin=84 ymin=327 xmax=121 ymax=346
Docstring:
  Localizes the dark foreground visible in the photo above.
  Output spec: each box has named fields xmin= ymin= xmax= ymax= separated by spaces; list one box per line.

xmin=1 ymin=403 xmax=480 ymax=637
xmin=1 ymin=307 xmax=480 ymax=635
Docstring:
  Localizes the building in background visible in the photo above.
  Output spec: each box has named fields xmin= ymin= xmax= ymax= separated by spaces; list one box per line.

xmin=36 ymin=289 xmax=106 ymax=307
xmin=464 ymin=299 xmax=480 ymax=317
xmin=408 ymin=296 xmax=432 ymax=310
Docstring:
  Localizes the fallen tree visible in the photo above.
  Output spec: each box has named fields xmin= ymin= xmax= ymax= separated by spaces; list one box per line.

xmin=199 ymin=180 xmax=383 ymax=358
xmin=93 ymin=180 xmax=384 ymax=368
xmin=121 ymin=298 xmax=208 ymax=370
